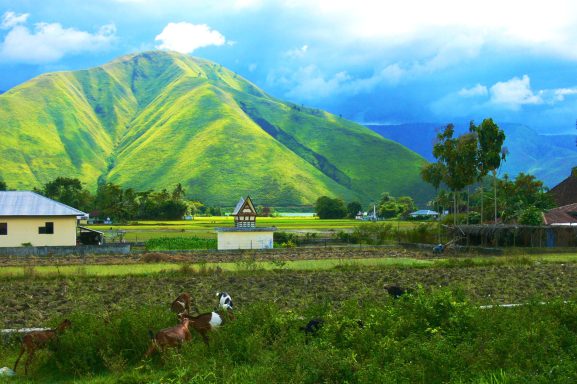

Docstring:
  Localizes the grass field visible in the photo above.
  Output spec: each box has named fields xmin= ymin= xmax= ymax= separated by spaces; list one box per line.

xmin=0 ymin=257 xmax=434 ymax=278
xmin=3 ymin=253 xmax=577 ymax=278
xmin=1 ymin=247 xmax=576 ymax=383
xmin=88 ymin=217 xmax=423 ymax=242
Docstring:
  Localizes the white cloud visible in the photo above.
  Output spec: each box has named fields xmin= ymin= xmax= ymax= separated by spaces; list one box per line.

xmin=0 ymin=21 xmax=116 ymax=63
xmin=277 ymin=65 xmax=351 ymax=100
xmin=459 ymin=84 xmax=488 ymax=98
xmin=155 ymin=23 xmax=225 ymax=54
xmin=1 ymin=11 xmax=29 ymax=29
xmin=285 ymin=44 xmax=308 ymax=58
xmin=233 ymin=0 xmax=264 ymax=9
xmin=489 ymin=75 xmax=542 ymax=109
xmin=552 ymin=88 xmax=577 ymax=102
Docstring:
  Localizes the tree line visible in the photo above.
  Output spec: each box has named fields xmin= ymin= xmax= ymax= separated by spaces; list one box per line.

xmin=314 ymin=193 xmax=416 ymax=220
xmin=421 ymin=119 xmax=553 ymax=225
xmin=0 ymin=177 xmax=223 ymax=221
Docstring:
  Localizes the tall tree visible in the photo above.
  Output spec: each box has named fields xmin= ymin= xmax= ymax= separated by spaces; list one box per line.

xmin=171 ymin=183 xmax=186 ymax=201
xmin=315 ymin=196 xmax=347 ymax=219
xmin=496 ymin=173 xmax=553 ymax=223
xmin=431 ymin=124 xmax=478 ymax=225
xmin=0 ymin=180 xmax=7 ymax=191
xmin=41 ymin=177 xmax=93 ymax=211
xmin=471 ymin=118 xmax=506 ymax=224
xmin=346 ymin=201 xmax=362 ymax=219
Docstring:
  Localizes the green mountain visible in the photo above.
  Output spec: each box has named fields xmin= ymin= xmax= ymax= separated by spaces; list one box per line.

xmin=0 ymin=51 xmax=432 ymax=206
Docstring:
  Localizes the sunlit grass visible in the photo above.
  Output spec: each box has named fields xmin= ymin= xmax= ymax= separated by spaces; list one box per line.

xmin=5 ymin=253 xmax=577 ymax=278
xmin=0 ymin=257 xmax=434 ymax=278
xmin=88 ymin=217 xmax=425 ymax=241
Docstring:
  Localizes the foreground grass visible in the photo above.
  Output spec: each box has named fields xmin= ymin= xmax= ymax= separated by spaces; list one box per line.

xmin=1 ymin=291 xmax=576 ymax=383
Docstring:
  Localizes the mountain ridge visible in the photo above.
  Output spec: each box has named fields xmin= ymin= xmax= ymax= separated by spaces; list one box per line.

xmin=0 ymin=51 xmax=432 ymax=206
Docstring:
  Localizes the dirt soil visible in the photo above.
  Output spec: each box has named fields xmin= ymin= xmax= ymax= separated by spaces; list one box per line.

xmin=1 ymin=247 xmax=576 ymax=329
xmin=0 ymin=247 xmax=430 ymax=266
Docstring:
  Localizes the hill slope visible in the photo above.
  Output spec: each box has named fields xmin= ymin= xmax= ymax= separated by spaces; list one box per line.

xmin=0 ymin=51 xmax=432 ymax=206
xmin=367 ymin=123 xmax=577 ymax=188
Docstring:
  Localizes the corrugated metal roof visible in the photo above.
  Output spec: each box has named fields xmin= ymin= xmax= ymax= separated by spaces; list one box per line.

xmin=0 ymin=191 xmax=87 ymax=217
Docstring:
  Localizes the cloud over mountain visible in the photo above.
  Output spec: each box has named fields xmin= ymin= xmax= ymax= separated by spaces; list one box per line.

xmin=155 ymin=23 xmax=226 ymax=54
xmin=0 ymin=11 xmax=115 ymax=64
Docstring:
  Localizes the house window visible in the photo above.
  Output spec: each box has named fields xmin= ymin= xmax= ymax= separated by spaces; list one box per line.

xmin=0 ymin=223 xmax=7 ymax=235
xmin=39 ymin=222 xmax=54 ymax=234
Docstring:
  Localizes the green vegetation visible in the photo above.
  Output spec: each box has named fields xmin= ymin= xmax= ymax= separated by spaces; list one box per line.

xmin=422 ymin=120 xmax=554 ymax=225
xmin=2 ymin=252 xmax=577 ymax=278
xmin=2 ymin=291 xmax=576 ymax=383
xmin=145 ymin=236 xmax=217 ymax=251
xmin=0 ymin=50 xmax=432 ymax=206
xmin=0 ymin=258 xmax=436 ymax=278
xmin=314 ymin=195 xmax=347 ymax=219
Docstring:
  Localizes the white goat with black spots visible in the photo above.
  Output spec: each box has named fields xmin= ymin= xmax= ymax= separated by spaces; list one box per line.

xmin=216 ymin=292 xmax=235 ymax=320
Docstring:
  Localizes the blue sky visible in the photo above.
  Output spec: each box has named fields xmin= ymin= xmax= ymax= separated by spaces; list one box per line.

xmin=1 ymin=0 xmax=577 ymax=133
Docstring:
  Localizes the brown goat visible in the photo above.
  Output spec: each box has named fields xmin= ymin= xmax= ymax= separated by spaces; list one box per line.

xmin=144 ymin=316 xmax=192 ymax=358
xmin=13 ymin=319 xmax=72 ymax=375
xmin=170 ymin=292 xmax=191 ymax=315
xmin=181 ymin=311 xmax=224 ymax=345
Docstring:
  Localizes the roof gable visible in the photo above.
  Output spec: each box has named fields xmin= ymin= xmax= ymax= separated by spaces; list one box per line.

xmin=548 ymin=169 xmax=577 ymax=207
xmin=0 ymin=191 xmax=87 ymax=217
xmin=233 ymin=196 xmax=256 ymax=216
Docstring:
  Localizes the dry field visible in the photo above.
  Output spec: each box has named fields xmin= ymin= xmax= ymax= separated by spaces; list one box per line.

xmin=1 ymin=247 xmax=576 ymax=329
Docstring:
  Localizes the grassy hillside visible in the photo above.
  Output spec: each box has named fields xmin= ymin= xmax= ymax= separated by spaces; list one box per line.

xmin=368 ymin=123 xmax=577 ymax=188
xmin=0 ymin=51 xmax=432 ymax=206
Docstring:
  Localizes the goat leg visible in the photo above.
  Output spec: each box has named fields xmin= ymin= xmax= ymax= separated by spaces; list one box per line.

xmin=13 ymin=345 xmax=25 ymax=372
xmin=25 ymin=350 xmax=35 ymax=375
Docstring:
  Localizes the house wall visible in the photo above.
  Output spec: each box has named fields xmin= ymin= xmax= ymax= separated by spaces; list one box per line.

xmin=0 ymin=216 xmax=78 ymax=247
xmin=217 ymin=231 xmax=274 ymax=250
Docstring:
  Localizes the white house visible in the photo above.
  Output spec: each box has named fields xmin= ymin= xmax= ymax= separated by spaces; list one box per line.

xmin=216 ymin=196 xmax=275 ymax=250
xmin=0 ymin=191 xmax=87 ymax=247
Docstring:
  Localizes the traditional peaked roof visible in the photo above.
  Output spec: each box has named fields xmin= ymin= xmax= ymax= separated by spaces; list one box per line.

xmin=548 ymin=167 xmax=577 ymax=207
xmin=232 ymin=196 xmax=256 ymax=216
xmin=543 ymin=203 xmax=577 ymax=225
xmin=0 ymin=191 xmax=87 ymax=217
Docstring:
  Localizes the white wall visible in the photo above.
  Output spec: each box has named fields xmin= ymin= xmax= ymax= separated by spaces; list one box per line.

xmin=0 ymin=216 xmax=78 ymax=247
xmin=217 ymin=231 xmax=274 ymax=250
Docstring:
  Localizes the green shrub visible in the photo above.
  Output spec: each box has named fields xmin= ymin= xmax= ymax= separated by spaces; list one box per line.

xmin=145 ymin=237 xmax=217 ymax=251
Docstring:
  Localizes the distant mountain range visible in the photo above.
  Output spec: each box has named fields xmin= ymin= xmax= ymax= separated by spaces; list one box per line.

xmin=366 ymin=123 xmax=577 ymax=188
xmin=0 ymin=50 xmax=433 ymax=207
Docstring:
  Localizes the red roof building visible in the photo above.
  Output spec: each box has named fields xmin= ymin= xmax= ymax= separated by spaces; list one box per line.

xmin=543 ymin=203 xmax=577 ymax=226
xmin=548 ymin=167 xmax=577 ymax=207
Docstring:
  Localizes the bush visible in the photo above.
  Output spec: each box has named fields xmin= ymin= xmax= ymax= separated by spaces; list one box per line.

xmin=518 ymin=206 xmax=544 ymax=226
xmin=145 ymin=237 xmax=217 ymax=251
xmin=350 ymin=222 xmax=394 ymax=245
xmin=273 ymin=231 xmax=297 ymax=245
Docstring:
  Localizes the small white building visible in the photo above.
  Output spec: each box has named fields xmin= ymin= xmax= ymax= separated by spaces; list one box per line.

xmin=0 ymin=191 xmax=87 ymax=247
xmin=216 ymin=196 xmax=275 ymax=250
